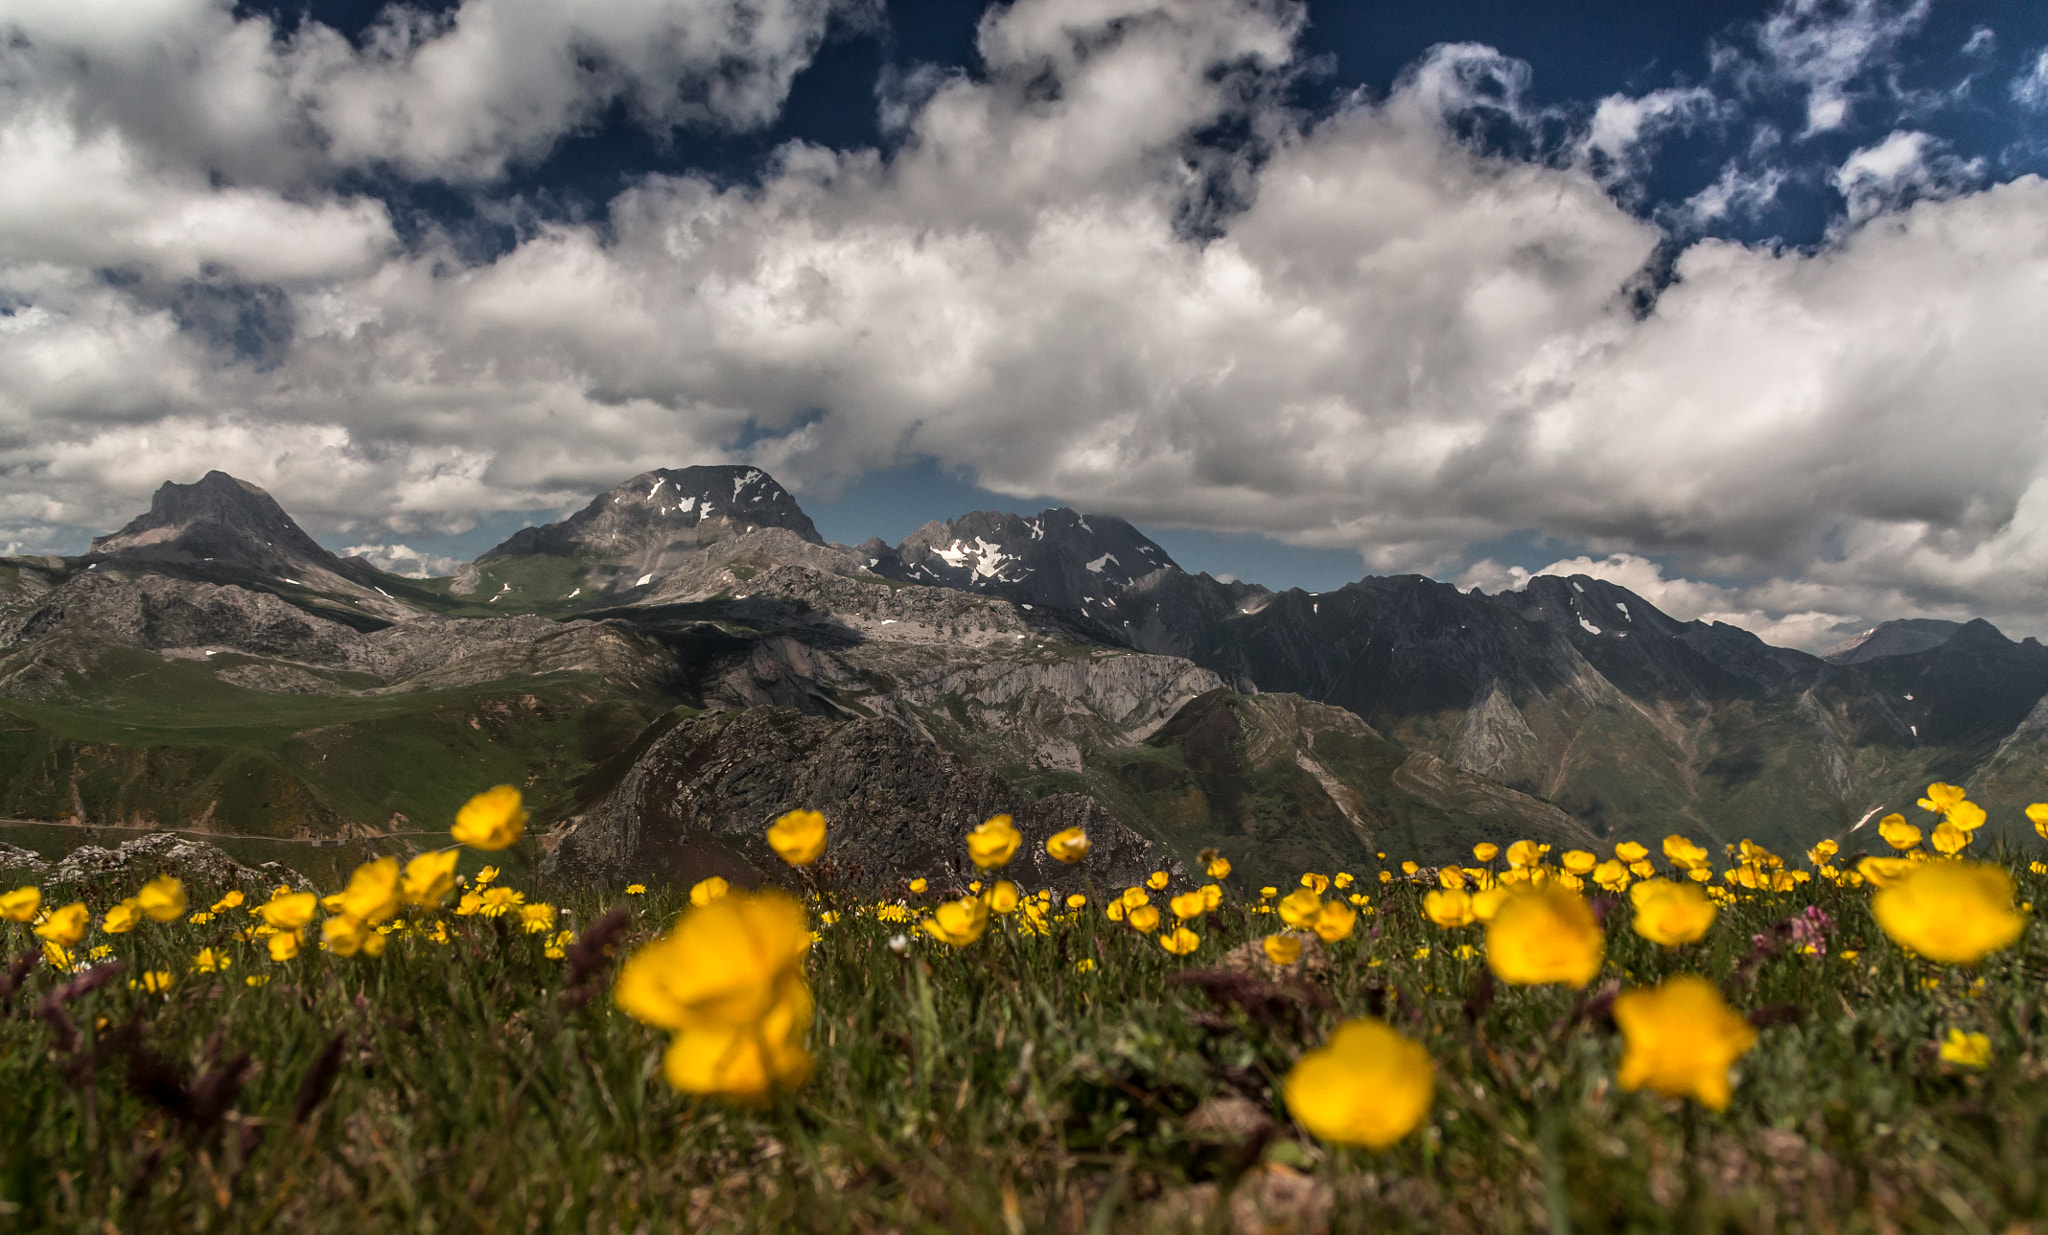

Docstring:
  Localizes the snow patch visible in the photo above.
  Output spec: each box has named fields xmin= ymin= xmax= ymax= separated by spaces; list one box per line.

xmin=1571 ymin=581 xmax=1584 ymax=593
xmin=648 ymin=478 xmax=665 ymax=499
xmin=635 ymin=574 xmax=653 ymax=586
xmin=1615 ymin=602 xmax=1629 ymax=619
xmin=677 ymin=496 xmax=697 ymax=515
xmin=566 ymin=587 xmax=580 ymax=598
xmin=1084 ymin=553 xmax=1117 ymax=574
xmin=1579 ymin=617 xmax=1602 ymax=635
xmin=733 ymin=470 xmax=761 ymax=499
xmin=1904 ymin=693 xmax=1914 ymax=700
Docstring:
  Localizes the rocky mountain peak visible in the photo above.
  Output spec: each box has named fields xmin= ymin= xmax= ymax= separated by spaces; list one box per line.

xmin=870 ymin=506 xmax=1183 ymax=611
xmin=482 ymin=465 xmax=822 ymax=564
xmin=90 ymin=470 xmax=344 ymax=578
xmin=1821 ymin=618 xmax=1966 ymax=665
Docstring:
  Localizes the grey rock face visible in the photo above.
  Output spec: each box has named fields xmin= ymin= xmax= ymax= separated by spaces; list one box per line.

xmin=1821 ymin=618 xmax=1966 ymax=665
xmin=547 ymin=707 xmax=1181 ymax=894
xmin=35 ymin=831 xmax=308 ymax=896
xmin=93 ymin=471 xmax=342 ymax=578
xmin=483 ymin=466 xmax=822 ymax=571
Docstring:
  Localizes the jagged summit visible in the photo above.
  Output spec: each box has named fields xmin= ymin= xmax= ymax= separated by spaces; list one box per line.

xmin=90 ymin=471 xmax=345 ymax=579
xmin=1822 ymin=618 xmax=1966 ymax=665
xmin=868 ymin=508 xmax=1180 ymax=605
xmin=482 ymin=466 xmax=822 ymax=564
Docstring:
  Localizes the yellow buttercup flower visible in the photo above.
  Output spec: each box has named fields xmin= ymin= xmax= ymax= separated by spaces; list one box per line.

xmin=1930 ymin=820 xmax=1970 ymax=855
xmin=1120 ymin=887 xmax=1150 ymax=910
xmin=338 ymin=857 xmax=402 ymax=924
xmin=1263 ymin=933 xmax=1304 ymax=966
xmin=1066 ymin=893 xmax=1087 ymax=909
xmin=322 ymin=915 xmax=375 ymax=957
xmin=2027 ymin=802 xmax=2048 ymax=840
xmin=1561 ymin=850 xmax=1597 ymax=875
xmin=1 ymin=886 xmax=40 ymax=922
xmin=1662 ymin=835 xmax=1709 ymax=869
xmin=1147 ymin=870 xmax=1171 ymax=891
xmin=921 ymin=896 xmax=991 ymax=947
xmin=1159 ymin=926 xmax=1199 ymax=955
xmin=1614 ymin=841 xmax=1649 ymax=864
xmin=1506 ymin=840 xmax=1544 ymax=869
xmin=475 ymin=866 xmax=500 ymax=886
xmin=1312 ymin=900 xmax=1356 ymax=943
xmin=258 ymin=891 xmax=317 ymax=931
xmin=33 ymin=902 xmax=89 ymax=947
xmin=134 ymin=970 xmax=174 ymax=994
xmin=191 ymin=947 xmax=230 ymax=973
xmin=1878 ymin=814 xmax=1921 ymax=851
xmin=1470 ymin=886 xmax=1510 ymax=922
xmin=1206 ymin=855 xmax=1232 ymax=879
xmin=1939 ymin=1029 xmax=1991 ymax=1068
xmin=1856 ymin=855 xmax=1914 ymax=888
xmin=616 ymin=890 xmax=811 ymax=1034
xmin=452 ymin=785 xmax=527 ymax=851
xmin=1613 ymin=975 xmax=1756 ymax=1111
xmin=1485 ymin=885 xmax=1604 ymax=988
xmin=267 ymin=931 xmax=302 ymax=961
xmin=402 ymin=850 xmax=460 ymax=907
xmin=1871 ymin=861 xmax=2027 ymax=964
xmin=1278 ymin=888 xmax=1323 ymax=929
xmin=136 ymin=876 xmax=186 ymax=923
xmin=660 ymin=983 xmax=813 ymax=1102
xmin=1918 ymin=782 xmax=1967 ymax=815
xmin=1200 ymin=883 xmax=1223 ymax=912
xmin=1472 ymin=843 xmax=1500 ymax=863
xmin=1629 ymin=879 xmax=1717 ymax=947
xmin=766 ymin=809 xmax=827 ymax=867
xmin=211 ymin=890 xmax=245 ymax=913
xmin=908 ymin=878 xmax=928 ymax=894
xmin=1423 ymin=889 xmax=1475 ymax=929
xmin=1126 ymin=904 xmax=1161 ymax=934
xmin=965 ymin=815 xmax=1022 ymax=869
xmin=690 ymin=876 xmax=731 ymax=907
xmin=1592 ymin=859 xmax=1631 ymax=893
xmin=1283 ymin=1019 xmax=1435 ymax=1148
xmin=103 ymin=899 xmax=144 ymax=935
xmin=1945 ymin=799 xmax=1986 ymax=831
xmin=1169 ymin=891 xmax=1208 ymax=920
xmin=1045 ymin=827 xmax=1091 ymax=863
xmin=1300 ymin=873 xmax=1331 ymax=895
xmin=987 ymin=881 xmax=1022 ymax=914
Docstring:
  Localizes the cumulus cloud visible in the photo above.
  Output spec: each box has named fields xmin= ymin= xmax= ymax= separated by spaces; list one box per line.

xmin=4 ymin=0 xmax=2048 ymax=653
xmin=341 ymin=542 xmax=462 ymax=577
xmin=1747 ymin=0 xmax=1930 ymax=135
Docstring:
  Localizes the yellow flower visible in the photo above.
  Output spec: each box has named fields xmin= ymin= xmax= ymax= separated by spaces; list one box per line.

xmin=211 ymin=890 xmax=245 ymax=913
xmin=1260 ymin=886 xmax=1278 ymax=899
xmin=257 ymin=891 xmax=317 ymax=931
xmin=402 ymin=850 xmax=460 ymax=907
xmin=136 ymin=876 xmax=187 ymax=923
xmin=690 ymin=876 xmax=731 ymax=907
xmin=1120 ymin=887 xmax=1150 ymax=910
xmin=337 ymin=857 xmax=402 ymax=924
xmin=33 ymin=902 xmax=89 ymax=946
xmin=1278 ymin=888 xmax=1323 ymax=929
xmin=1856 ymin=855 xmax=1914 ymax=888
xmin=1939 ymin=1029 xmax=1991 ymax=1069
xmin=1871 ymin=861 xmax=2027 ymax=964
xmin=452 ymin=785 xmax=527 ymax=851
xmin=41 ymin=941 xmax=73 ymax=972
xmin=1663 ymin=835 xmax=1709 ymax=869
xmin=766 ymin=809 xmax=827 ymax=866
xmin=920 ymin=896 xmax=991 ymax=947
xmin=1470 ymin=886 xmax=1510 ymax=922
xmin=1628 ymin=879 xmax=1717 ymax=947
xmin=1206 ymin=855 xmax=1232 ymax=879
xmin=1506 ymin=840 xmax=1544 ymax=869
xmin=1918 ymin=782 xmax=1967 ymax=814
xmin=134 ymin=971 xmax=174 ymax=994
xmin=191 ymin=947 xmax=230 ymax=974
xmin=1312 ymin=899 xmax=1356 ymax=942
xmin=616 ymin=890 xmax=811 ymax=1031
xmin=1126 ymin=904 xmax=1161 ymax=934
xmin=1159 ymin=926 xmax=1200 ymax=955
xmin=2027 ymin=803 xmax=2048 ymax=840
xmin=1283 ymin=1019 xmax=1435 ymax=1148
xmin=1334 ymin=872 xmax=1355 ymax=889
xmin=1045 ymin=827 xmax=1091 ymax=863
xmin=1945 ymin=799 xmax=1986 ymax=831
xmin=103 ymin=899 xmax=144 ymax=935
xmin=1169 ymin=891 xmax=1208 ymax=920
xmin=1423 ymin=889 xmax=1475 ymax=929
xmin=244 ymin=974 xmax=271 ymax=987
xmin=1400 ymin=861 xmax=1419 ymax=876
xmin=1263 ymin=933 xmax=1304 ymax=966
xmin=322 ymin=915 xmax=374 ymax=957
xmin=908 ymin=878 xmax=928 ymax=894
xmin=267 ymin=931 xmax=302 ymax=962
xmin=1105 ymin=899 xmax=1126 ymax=922
xmin=1473 ymin=843 xmax=1500 ymax=863
xmin=1613 ymin=975 xmax=1757 ymax=1111
xmin=479 ymin=887 xmax=524 ymax=918
xmin=659 ymin=983 xmax=813 ymax=1102
xmin=517 ymin=902 xmax=557 ymax=934
xmin=1878 ymin=814 xmax=1921 ymax=851
xmin=1561 ymin=850 xmax=1597 ymax=875
xmin=1200 ymin=883 xmax=1224 ymax=912
xmin=1300 ymin=873 xmax=1330 ymax=895
xmin=1592 ymin=860 xmax=1631 ymax=893
xmin=187 ymin=912 xmax=213 ymax=925
xmin=1614 ymin=841 xmax=1649 ymax=864
xmin=625 ymin=883 xmax=647 ymax=895
xmin=987 ymin=881 xmax=1022 ymax=914
xmin=965 ymin=815 xmax=1022 ymax=869
xmin=1 ymin=886 xmax=40 ymax=922
xmin=1485 ymin=885 xmax=1604 ymax=988
xmin=1147 ymin=870 xmax=1171 ymax=891
xmin=1930 ymin=820 xmax=1970 ymax=855
xmin=476 ymin=866 xmax=500 ymax=886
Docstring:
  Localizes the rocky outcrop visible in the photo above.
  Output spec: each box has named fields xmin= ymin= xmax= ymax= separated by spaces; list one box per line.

xmin=547 ymin=707 xmax=1180 ymax=893
xmin=19 ymin=832 xmax=308 ymax=896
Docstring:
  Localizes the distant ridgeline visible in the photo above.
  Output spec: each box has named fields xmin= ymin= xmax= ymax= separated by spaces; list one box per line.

xmin=2 ymin=465 xmax=2044 ymax=889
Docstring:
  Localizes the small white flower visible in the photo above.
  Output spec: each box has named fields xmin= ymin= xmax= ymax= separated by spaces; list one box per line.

xmin=887 ymin=934 xmax=910 ymax=955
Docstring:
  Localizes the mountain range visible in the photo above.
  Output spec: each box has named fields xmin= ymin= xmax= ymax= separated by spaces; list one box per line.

xmin=2 ymin=464 xmax=2043 ymax=890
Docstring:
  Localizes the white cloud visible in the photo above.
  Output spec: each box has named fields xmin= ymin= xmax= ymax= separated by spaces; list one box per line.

xmin=5 ymin=0 xmax=2048 ymax=653
xmin=1830 ymin=130 xmax=1982 ymax=224
xmin=341 ymin=542 xmax=461 ymax=577
xmin=2013 ymin=49 xmax=2048 ymax=111
xmin=1750 ymin=0 xmax=1930 ymax=135
xmin=1579 ymin=87 xmax=1720 ymax=180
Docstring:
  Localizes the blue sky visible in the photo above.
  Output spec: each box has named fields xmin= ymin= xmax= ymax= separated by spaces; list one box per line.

xmin=6 ymin=0 xmax=2048 ymax=643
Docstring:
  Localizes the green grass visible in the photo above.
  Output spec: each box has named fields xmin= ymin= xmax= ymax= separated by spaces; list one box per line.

xmin=5 ymin=844 xmax=2048 ymax=1232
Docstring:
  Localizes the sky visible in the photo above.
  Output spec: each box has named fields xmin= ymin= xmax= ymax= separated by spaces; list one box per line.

xmin=5 ymin=0 xmax=2048 ymax=649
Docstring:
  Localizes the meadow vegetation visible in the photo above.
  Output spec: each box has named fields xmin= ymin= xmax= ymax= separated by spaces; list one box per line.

xmin=4 ymin=785 xmax=2048 ymax=1232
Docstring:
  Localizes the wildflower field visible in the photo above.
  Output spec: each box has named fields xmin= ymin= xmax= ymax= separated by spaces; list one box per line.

xmin=5 ymin=788 xmax=2048 ymax=1233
